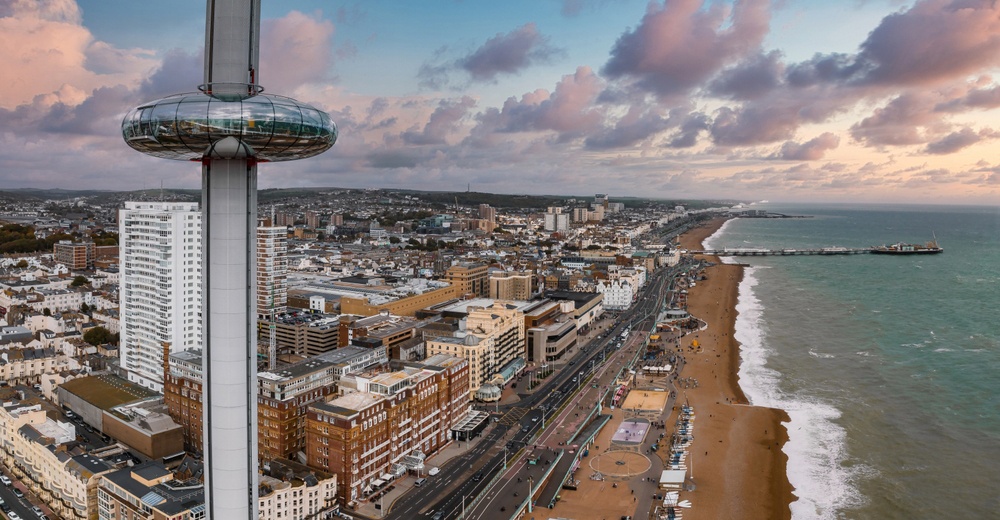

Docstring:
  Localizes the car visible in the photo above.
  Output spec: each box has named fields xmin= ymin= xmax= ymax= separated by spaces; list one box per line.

xmin=0 ymin=475 xmax=10 ymax=485
xmin=13 ymin=488 xmax=24 ymax=498
xmin=472 ymin=472 xmax=483 ymax=482
xmin=32 ymin=506 xmax=44 ymax=517
xmin=531 ymin=417 xmax=538 ymax=422
xmin=521 ymin=425 xmax=530 ymax=432
xmin=414 ymin=478 xmax=426 ymax=487
xmin=9 ymin=512 xmax=22 ymax=520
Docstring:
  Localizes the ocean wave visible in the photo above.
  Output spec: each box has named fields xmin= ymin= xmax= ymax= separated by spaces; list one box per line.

xmin=702 ymin=217 xmax=736 ymax=250
xmin=933 ymin=348 xmax=954 ymax=353
xmin=733 ymin=266 xmax=864 ymax=519
xmin=808 ymin=350 xmax=836 ymax=359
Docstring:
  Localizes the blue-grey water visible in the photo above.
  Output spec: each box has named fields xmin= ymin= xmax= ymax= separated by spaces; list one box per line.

xmin=704 ymin=204 xmax=1000 ymax=519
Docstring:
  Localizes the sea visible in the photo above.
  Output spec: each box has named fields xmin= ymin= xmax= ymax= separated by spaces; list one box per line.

xmin=703 ymin=203 xmax=1000 ymax=520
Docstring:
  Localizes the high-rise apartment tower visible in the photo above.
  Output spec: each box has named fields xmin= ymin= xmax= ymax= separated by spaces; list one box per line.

xmin=119 ymin=201 xmax=201 ymax=391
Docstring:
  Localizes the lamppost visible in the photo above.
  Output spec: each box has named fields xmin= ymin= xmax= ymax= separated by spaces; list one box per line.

xmin=527 ymin=476 xmax=534 ymax=514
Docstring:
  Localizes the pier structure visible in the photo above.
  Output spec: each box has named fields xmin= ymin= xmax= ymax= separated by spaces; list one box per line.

xmin=690 ymin=247 xmax=871 ymax=256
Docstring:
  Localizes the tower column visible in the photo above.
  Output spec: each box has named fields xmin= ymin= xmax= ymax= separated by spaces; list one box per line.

xmin=202 ymin=158 xmax=259 ymax=518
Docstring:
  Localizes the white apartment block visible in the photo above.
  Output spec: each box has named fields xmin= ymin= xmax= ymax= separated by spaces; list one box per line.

xmin=543 ymin=207 xmax=569 ymax=232
xmin=596 ymin=279 xmax=634 ymax=310
xmin=119 ymin=201 xmax=201 ymax=391
xmin=257 ymin=225 xmax=288 ymax=317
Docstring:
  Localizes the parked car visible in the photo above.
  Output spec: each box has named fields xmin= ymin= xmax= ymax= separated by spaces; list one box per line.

xmin=0 ymin=475 xmax=10 ymax=486
xmin=14 ymin=488 xmax=24 ymax=498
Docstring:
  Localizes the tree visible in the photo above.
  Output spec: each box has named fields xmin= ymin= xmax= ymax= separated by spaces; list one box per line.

xmin=15 ymin=260 xmax=28 ymax=268
xmin=71 ymin=275 xmax=90 ymax=287
xmin=83 ymin=326 xmax=113 ymax=346
xmin=80 ymin=302 xmax=90 ymax=313
xmin=43 ymin=308 xmax=51 ymax=316
xmin=389 ymin=236 xmax=401 ymax=244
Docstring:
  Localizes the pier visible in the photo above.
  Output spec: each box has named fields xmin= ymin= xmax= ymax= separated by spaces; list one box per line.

xmin=690 ymin=247 xmax=872 ymax=256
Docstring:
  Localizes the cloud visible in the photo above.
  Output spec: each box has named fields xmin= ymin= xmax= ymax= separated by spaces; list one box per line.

xmin=260 ymin=10 xmax=336 ymax=92
xmin=773 ymin=132 xmax=840 ymax=160
xmin=708 ymin=50 xmax=784 ymax=100
xmin=401 ymin=97 xmax=476 ymax=145
xmin=924 ymin=127 xmax=999 ymax=154
xmin=469 ymin=66 xmax=604 ymax=142
xmin=0 ymin=0 xmax=155 ymax=109
xmin=786 ymin=0 xmax=1000 ymax=88
xmin=849 ymin=92 xmax=943 ymax=147
xmin=458 ymin=23 xmax=562 ymax=82
xmin=584 ymin=106 xmax=672 ymax=150
xmin=854 ymin=0 xmax=1000 ymax=86
xmin=1 ymin=0 xmax=81 ymax=23
xmin=137 ymin=49 xmax=202 ymax=99
xmin=936 ymin=83 xmax=1000 ymax=112
xmin=602 ymin=0 xmax=770 ymax=98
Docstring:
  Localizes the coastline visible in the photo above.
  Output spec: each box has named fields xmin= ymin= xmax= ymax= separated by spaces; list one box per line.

xmin=675 ymin=217 xmax=795 ymax=519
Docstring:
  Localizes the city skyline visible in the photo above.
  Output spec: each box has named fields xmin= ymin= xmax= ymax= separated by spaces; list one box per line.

xmin=2 ymin=0 xmax=1000 ymax=204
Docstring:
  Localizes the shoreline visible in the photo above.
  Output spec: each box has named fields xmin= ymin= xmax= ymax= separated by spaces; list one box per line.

xmin=675 ymin=217 xmax=795 ymax=519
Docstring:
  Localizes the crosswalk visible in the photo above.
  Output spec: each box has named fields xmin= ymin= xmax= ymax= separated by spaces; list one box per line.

xmin=499 ymin=406 xmax=529 ymax=426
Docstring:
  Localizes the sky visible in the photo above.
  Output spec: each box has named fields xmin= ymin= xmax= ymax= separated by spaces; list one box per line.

xmin=1 ymin=0 xmax=999 ymax=204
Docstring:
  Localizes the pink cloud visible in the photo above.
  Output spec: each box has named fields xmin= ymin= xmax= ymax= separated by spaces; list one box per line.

xmin=856 ymin=0 xmax=1000 ymax=86
xmin=260 ymin=10 xmax=336 ymax=93
xmin=469 ymin=66 xmax=604 ymax=141
xmin=458 ymin=23 xmax=562 ymax=82
xmin=924 ymin=127 xmax=999 ymax=154
xmin=401 ymin=97 xmax=476 ymax=145
xmin=602 ymin=0 xmax=770 ymax=98
xmin=0 ymin=0 xmax=155 ymax=109
xmin=773 ymin=132 xmax=840 ymax=161
xmin=850 ymin=92 xmax=944 ymax=146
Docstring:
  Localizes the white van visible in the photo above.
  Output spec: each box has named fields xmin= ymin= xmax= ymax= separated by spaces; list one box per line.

xmin=414 ymin=478 xmax=426 ymax=487
xmin=428 ymin=467 xmax=440 ymax=476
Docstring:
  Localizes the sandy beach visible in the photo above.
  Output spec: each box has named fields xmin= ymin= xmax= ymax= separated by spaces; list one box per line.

xmin=675 ymin=217 xmax=794 ymax=519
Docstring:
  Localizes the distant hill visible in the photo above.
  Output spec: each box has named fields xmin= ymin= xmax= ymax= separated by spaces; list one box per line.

xmin=0 ymin=187 xmax=740 ymax=210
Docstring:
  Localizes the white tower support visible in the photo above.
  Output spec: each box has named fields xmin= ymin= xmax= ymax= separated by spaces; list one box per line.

xmin=203 ymin=159 xmax=258 ymax=518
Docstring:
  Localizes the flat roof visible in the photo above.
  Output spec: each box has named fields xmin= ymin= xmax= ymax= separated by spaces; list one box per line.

xmin=59 ymin=374 xmax=158 ymax=410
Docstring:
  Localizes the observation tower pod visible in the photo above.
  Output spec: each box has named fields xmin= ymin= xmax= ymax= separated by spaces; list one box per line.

xmin=121 ymin=1 xmax=336 ymax=518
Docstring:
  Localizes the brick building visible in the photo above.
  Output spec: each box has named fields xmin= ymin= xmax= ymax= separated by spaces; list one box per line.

xmin=305 ymin=355 xmax=470 ymax=506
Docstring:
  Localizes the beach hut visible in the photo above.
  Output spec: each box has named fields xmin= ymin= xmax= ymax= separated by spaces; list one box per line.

xmin=658 ymin=469 xmax=687 ymax=490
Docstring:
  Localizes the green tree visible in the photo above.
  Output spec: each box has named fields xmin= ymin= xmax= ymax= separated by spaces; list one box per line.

xmin=15 ymin=259 xmax=28 ymax=268
xmin=83 ymin=326 xmax=113 ymax=346
xmin=43 ymin=308 xmax=51 ymax=316
xmin=389 ymin=236 xmax=401 ymax=244
xmin=71 ymin=275 xmax=90 ymax=287
xmin=80 ymin=302 xmax=90 ymax=313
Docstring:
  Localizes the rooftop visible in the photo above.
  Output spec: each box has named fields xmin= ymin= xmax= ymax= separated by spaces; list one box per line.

xmin=59 ymin=374 xmax=158 ymax=410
